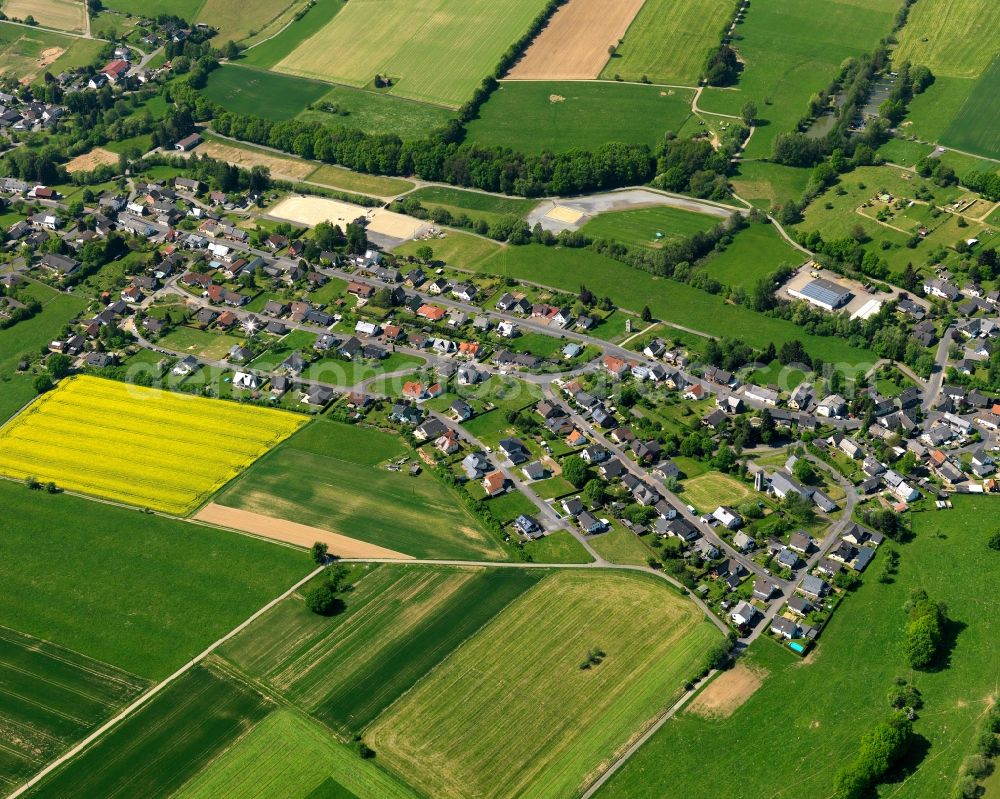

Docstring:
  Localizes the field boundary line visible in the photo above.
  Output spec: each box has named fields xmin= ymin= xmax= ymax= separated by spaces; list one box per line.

xmin=7 ymin=564 xmax=325 ymax=798
xmin=579 ymin=667 xmax=718 ymax=799
xmin=0 ymin=17 xmax=103 ymax=41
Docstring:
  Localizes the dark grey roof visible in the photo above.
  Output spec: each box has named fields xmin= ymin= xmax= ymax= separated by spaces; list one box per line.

xmin=799 ymin=278 xmax=852 ymax=307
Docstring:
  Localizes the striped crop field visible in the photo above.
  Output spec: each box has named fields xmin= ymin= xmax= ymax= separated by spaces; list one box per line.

xmin=0 ymin=375 xmax=306 ymax=515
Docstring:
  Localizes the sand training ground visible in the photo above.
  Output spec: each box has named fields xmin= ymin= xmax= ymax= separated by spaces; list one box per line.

xmin=194 ymin=503 xmax=413 ymax=560
xmin=268 ymin=196 xmax=428 ymax=240
xmin=507 ymin=0 xmax=646 ymax=79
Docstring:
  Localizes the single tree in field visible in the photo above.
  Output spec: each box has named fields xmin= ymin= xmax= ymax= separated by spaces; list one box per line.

xmin=415 ymin=245 xmax=433 ymax=263
xmin=741 ymin=100 xmax=758 ymax=126
xmin=310 ymin=541 xmax=329 ymax=564
xmin=641 ymin=305 xmax=653 ymax=322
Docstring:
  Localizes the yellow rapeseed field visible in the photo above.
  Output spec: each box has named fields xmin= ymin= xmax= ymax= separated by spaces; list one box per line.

xmin=0 ymin=376 xmax=306 ymax=515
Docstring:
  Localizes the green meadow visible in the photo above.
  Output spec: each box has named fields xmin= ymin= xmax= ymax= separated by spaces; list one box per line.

xmin=599 ymin=496 xmax=1000 ymax=799
xmin=697 ymin=0 xmax=899 ymax=159
xmin=214 ymin=419 xmax=508 ymax=560
xmin=466 ymin=81 xmax=695 ymax=153
xmin=0 ymin=481 xmax=309 ymax=679
xmin=221 ymin=564 xmax=543 ymax=734
xmin=29 ymin=664 xmax=272 ymax=799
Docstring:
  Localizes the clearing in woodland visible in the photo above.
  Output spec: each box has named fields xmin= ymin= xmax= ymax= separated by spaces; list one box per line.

xmin=368 ymin=570 xmax=720 ymax=799
xmin=274 ymin=0 xmax=551 ymax=107
xmin=65 ymin=147 xmax=119 ymax=173
xmin=507 ymin=0 xmax=646 ymax=80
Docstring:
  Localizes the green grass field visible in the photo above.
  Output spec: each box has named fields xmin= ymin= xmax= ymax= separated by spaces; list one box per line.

xmin=174 ymin=709 xmax=419 ymax=799
xmin=729 ymin=160 xmax=813 ymax=209
xmin=697 ymin=0 xmax=898 ymax=159
xmin=466 ymin=81 xmax=695 ymax=153
xmin=0 ymin=374 xmax=37 ymax=424
xmin=588 ymin=525 xmax=655 ymax=566
xmin=0 ymin=481 xmax=309 ymax=679
xmin=523 ymin=530 xmax=594 ymax=563
xmin=679 ymin=471 xmax=753 ymax=513
xmin=599 ymin=495 xmax=1000 ymax=799
xmin=368 ymin=569 xmax=720 ymax=799
xmin=202 ymin=64 xmax=330 ymax=120
xmin=297 ymin=84 xmax=456 ymax=140
xmin=404 ymin=186 xmax=536 ymax=225
xmin=101 ymin=0 xmax=203 ymax=18
xmin=894 ymin=0 xmax=999 ymax=80
xmin=307 ymin=164 xmax=414 ymax=197
xmin=600 ymin=0 xmax=732 ymax=85
xmin=581 ymin=205 xmax=723 ymax=249
xmin=0 ymin=281 xmax=86 ymax=378
xmin=0 ymin=626 xmax=149 ymax=793
xmin=238 ymin=0 xmax=343 ymax=68
xmin=394 ymin=230 xmax=504 ymax=268
xmin=876 ymin=137 xmax=936 ymax=168
xmin=0 ymin=21 xmax=103 ymax=84
xmin=460 ymin=238 xmax=872 ymax=365
xmin=938 ymin=57 xmax=1000 ymax=160
xmin=795 ymin=165 xmax=974 ymax=276
xmin=159 ymin=325 xmax=245 ymax=360
xmin=222 ymin=564 xmax=543 ymax=735
xmin=196 ymin=0 xmax=304 ymax=45
xmin=274 ymin=0 xmax=549 ymax=107
xmin=700 ymin=222 xmax=802 ymax=290
xmin=215 ymin=420 xmax=508 ymax=560
xmin=29 ymin=664 xmax=273 ymax=799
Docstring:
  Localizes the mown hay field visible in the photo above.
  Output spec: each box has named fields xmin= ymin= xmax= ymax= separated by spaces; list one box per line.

xmin=174 ymin=709 xmax=419 ymax=799
xmin=0 ymin=375 xmax=305 ymax=515
xmin=599 ymin=0 xmax=733 ymax=85
xmin=29 ymin=664 xmax=273 ymax=799
xmin=0 ymin=626 xmax=149 ymax=793
xmin=367 ymin=570 xmax=721 ymax=799
xmin=507 ymin=0 xmax=646 ymax=80
xmin=221 ymin=564 xmax=543 ymax=735
xmin=679 ymin=471 xmax=753 ymax=513
xmin=3 ymin=0 xmax=85 ymax=33
xmin=893 ymin=0 xmax=1000 ymax=79
xmin=274 ymin=0 xmax=550 ymax=107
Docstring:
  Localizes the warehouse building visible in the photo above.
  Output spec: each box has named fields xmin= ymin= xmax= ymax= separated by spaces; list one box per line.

xmin=788 ymin=278 xmax=853 ymax=311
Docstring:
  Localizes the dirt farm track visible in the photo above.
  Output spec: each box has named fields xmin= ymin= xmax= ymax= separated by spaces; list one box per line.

xmin=507 ymin=0 xmax=646 ymax=80
xmin=194 ymin=503 xmax=414 ymax=560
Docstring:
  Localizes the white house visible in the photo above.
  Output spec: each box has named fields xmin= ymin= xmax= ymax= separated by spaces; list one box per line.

xmin=712 ymin=506 xmax=742 ymax=530
xmin=233 ymin=371 xmax=259 ymax=389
